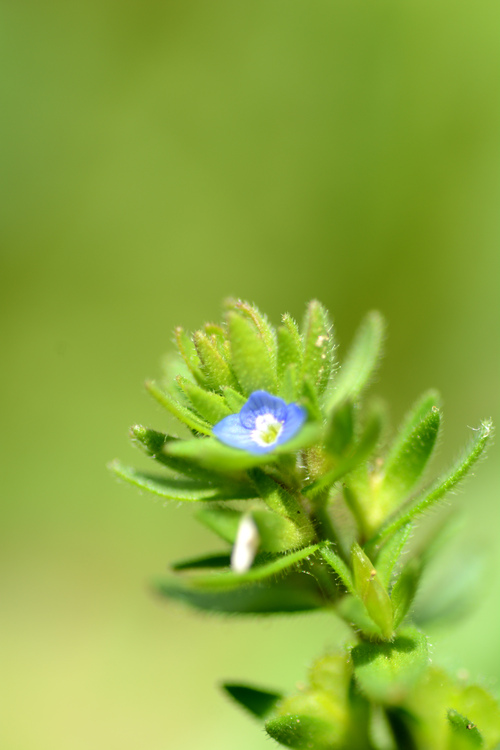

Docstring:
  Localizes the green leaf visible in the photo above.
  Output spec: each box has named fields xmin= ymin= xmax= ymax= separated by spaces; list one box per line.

xmin=250 ymin=469 xmax=315 ymax=543
xmin=228 ymin=311 xmax=277 ymax=395
xmin=323 ymin=399 xmax=355 ymax=457
xmin=386 ymin=707 xmax=419 ymax=750
xmin=174 ymin=326 xmax=206 ymax=386
xmin=223 ymin=683 xmax=282 ymax=719
xmin=454 ymin=685 xmax=500 ymax=748
xmin=378 ymin=392 xmax=441 ymax=510
xmin=278 ymin=363 xmax=300 ymax=403
xmin=375 ymin=523 xmax=413 ymax=589
xmin=171 ymin=553 xmax=231 ymax=570
xmin=177 ymin=375 xmax=232 ymax=424
xmin=304 ymin=404 xmax=383 ymax=498
xmin=129 ymin=425 xmax=214 ymax=479
xmin=351 ymin=543 xmax=393 ymax=639
xmin=193 ymin=330 xmax=236 ymax=390
xmin=109 ymin=460 xmax=250 ymax=502
xmin=391 ymin=558 xmax=423 ymax=627
xmin=301 ymin=300 xmax=336 ymax=397
xmin=447 ymin=709 xmax=484 ymax=748
xmin=277 ymin=314 xmax=303 ymax=383
xmin=156 ymin=570 xmax=326 ymax=614
xmin=265 ymin=687 xmax=349 ymax=750
xmin=318 ymin=545 xmax=356 ymax=596
xmin=351 ymin=627 xmax=429 ymax=704
xmin=327 ymin=311 xmax=385 ymax=412
xmin=169 ymin=544 xmax=321 ymax=590
xmin=225 ymin=298 xmax=277 ymax=360
xmin=384 ymin=390 xmax=441 ymax=465
xmin=196 ymin=505 xmax=315 ymax=553
xmin=222 ymin=385 xmax=247 ymax=412
xmin=367 ymin=419 xmax=493 ymax=550
xmin=196 ymin=506 xmax=241 ymax=544
xmin=337 ymin=596 xmax=383 ymax=639
xmin=167 ymin=423 xmax=321 ymax=473
xmin=413 ymin=545 xmax=486 ymax=628
xmin=145 ymin=380 xmax=212 ymax=435
xmin=130 ymin=425 xmax=256 ymax=502
xmin=265 ymin=713 xmax=339 ymax=750
xmin=165 ymin=435 xmax=276 ymax=472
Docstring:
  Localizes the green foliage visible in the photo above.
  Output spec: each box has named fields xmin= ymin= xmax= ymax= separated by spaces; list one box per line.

xmin=223 ymin=683 xmax=282 ymax=719
xmin=113 ymin=300 xmax=497 ymax=750
xmin=301 ymin=300 xmax=336 ymax=398
xmin=367 ymin=419 xmax=493 ymax=551
xmin=447 ymin=709 xmax=484 ymax=748
xmin=228 ymin=309 xmax=278 ymax=395
xmin=351 ymin=543 xmax=393 ymax=639
xmin=351 ymin=628 xmax=429 ymax=704
xmin=391 ymin=558 xmax=423 ymax=628
xmin=326 ymin=310 xmax=385 ymax=411
xmin=156 ymin=571 xmax=326 ymax=615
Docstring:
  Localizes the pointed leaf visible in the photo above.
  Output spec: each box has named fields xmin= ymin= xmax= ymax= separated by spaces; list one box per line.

xmin=228 ymin=311 xmax=277 ymax=395
xmin=109 ymin=460 xmax=249 ymax=502
xmin=327 ymin=311 xmax=385 ymax=411
xmin=304 ymin=403 xmax=383 ymax=498
xmin=413 ymin=546 xmax=486 ymax=628
xmin=277 ymin=314 xmax=303 ymax=382
xmin=352 ymin=543 xmax=393 ymax=639
xmin=165 ymin=436 xmax=276 ymax=472
xmin=146 ymin=380 xmax=212 ymax=435
xmin=193 ymin=330 xmax=236 ymax=390
xmin=454 ymin=685 xmax=500 ymax=748
xmin=391 ymin=558 xmax=423 ymax=627
xmin=301 ymin=300 xmax=335 ymax=397
xmin=384 ymin=390 xmax=441 ymax=465
xmin=167 ymin=423 xmax=321 ymax=473
xmin=196 ymin=506 xmax=241 ymax=544
xmin=337 ymin=595 xmax=383 ymax=639
xmin=174 ymin=326 xmax=206 ymax=386
xmin=156 ymin=570 xmax=326 ymax=614
xmin=379 ymin=395 xmax=441 ymax=508
xmin=222 ymin=386 xmax=247 ymax=412
xmin=223 ymin=683 xmax=282 ymax=719
xmin=324 ymin=399 xmax=355 ymax=457
xmin=225 ymin=299 xmax=277 ymax=357
xmin=170 ymin=544 xmax=320 ymax=590
xmin=196 ymin=505 xmax=313 ymax=553
xmin=447 ymin=710 xmax=484 ymax=748
xmin=177 ymin=375 xmax=231 ymax=424
xmin=278 ymin=362 xmax=301 ymax=403
xmin=265 ymin=713 xmax=338 ymax=750
xmin=171 ymin=553 xmax=231 ymax=571
xmin=375 ymin=523 xmax=413 ymax=588
xmin=129 ymin=425 xmax=255 ymax=498
xmin=318 ymin=544 xmax=356 ymax=596
xmin=367 ymin=420 xmax=493 ymax=550
xmin=351 ymin=627 xmax=429 ymax=704
xmin=250 ymin=470 xmax=315 ymax=544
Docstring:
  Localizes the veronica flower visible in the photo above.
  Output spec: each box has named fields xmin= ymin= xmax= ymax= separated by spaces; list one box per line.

xmin=212 ymin=390 xmax=307 ymax=455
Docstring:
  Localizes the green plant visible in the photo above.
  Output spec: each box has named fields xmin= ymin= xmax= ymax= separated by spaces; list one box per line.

xmin=111 ymin=299 xmax=499 ymax=749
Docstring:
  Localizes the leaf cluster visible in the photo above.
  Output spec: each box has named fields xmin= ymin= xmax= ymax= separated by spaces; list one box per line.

xmin=111 ymin=299 xmax=497 ymax=750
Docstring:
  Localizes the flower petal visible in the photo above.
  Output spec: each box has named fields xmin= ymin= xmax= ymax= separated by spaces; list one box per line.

xmin=276 ymin=403 xmax=307 ymax=446
xmin=212 ymin=414 xmax=271 ymax=454
xmin=239 ymin=391 xmax=287 ymax=428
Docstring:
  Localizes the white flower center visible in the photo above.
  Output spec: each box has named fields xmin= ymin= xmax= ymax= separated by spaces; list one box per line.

xmin=251 ymin=413 xmax=284 ymax=446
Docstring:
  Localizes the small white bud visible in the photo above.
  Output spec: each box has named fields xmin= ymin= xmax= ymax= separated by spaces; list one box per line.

xmin=231 ymin=514 xmax=260 ymax=574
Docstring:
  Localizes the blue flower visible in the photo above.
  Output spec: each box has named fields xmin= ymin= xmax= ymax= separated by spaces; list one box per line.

xmin=212 ymin=390 xmax=307 ymax=454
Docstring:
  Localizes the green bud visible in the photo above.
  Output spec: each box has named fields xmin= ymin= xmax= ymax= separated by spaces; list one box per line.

xmin=351 ymin=543 xmax=393 ymax=639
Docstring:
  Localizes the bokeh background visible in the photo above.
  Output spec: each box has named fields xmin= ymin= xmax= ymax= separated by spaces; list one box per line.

xmin=1 ymin=2 xmax=499 ymax=748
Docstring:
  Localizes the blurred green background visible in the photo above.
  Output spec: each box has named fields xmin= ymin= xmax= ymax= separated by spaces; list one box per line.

xmin=1 ymin=2 xmax=499 ymax=748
